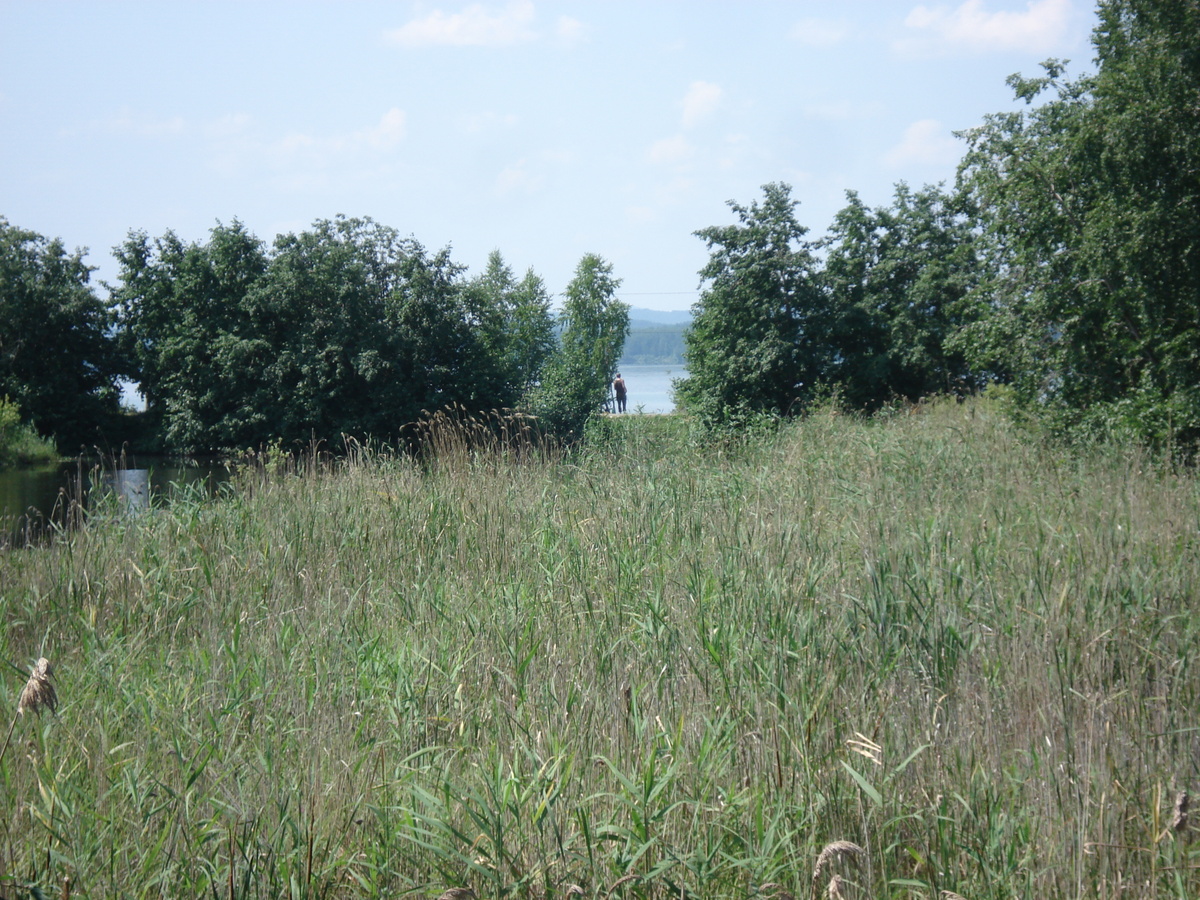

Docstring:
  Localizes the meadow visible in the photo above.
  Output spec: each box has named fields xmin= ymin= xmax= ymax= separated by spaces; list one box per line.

xmin=0 ymin=399 xmax=1197 ymax=899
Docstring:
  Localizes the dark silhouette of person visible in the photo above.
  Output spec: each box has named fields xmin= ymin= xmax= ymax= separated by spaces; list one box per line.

xmin=612 ymin=373 xmax=627 ymax=413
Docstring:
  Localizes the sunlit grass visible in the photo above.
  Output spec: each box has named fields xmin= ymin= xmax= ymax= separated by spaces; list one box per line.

xmin=1 ymin=398 xmax=1197 ymax=899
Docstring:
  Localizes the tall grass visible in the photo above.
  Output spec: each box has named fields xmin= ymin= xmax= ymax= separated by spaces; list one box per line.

xmin=0 ymin=398 xmax=1197 ymax=899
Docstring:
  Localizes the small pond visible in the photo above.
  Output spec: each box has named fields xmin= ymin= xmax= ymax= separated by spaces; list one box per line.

xmin=0 ymin=457 xmax=233 ymax=548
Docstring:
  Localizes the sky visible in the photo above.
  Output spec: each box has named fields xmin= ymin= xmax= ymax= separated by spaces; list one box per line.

xmin=1 ymin=0 xmax=1099 ymax=313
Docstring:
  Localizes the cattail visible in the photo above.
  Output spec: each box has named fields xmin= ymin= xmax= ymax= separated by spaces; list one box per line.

xmin=811 ymin=842 xmax=863 ymax=900
xmin=18 ymin=657 xmax=57 ymax=716
xmin=1171 ymin=790 xmax=1190 ymax=835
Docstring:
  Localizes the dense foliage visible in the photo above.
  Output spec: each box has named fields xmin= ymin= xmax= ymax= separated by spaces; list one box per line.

xmin=0 ymin=218 xmax=123 ymax=451
xmin=3 ymin=406 xmax=1198 ymax=898
xmin=676 ymin=0 xmax=1200 ymax=449
xmin=112 ymin=220 xmax=614 ymax=453
xmin=528 ymin=253 xmax=629 ymax=438
xmin=820 ymin=184 xmax=979 ymax=409
xmin=676 ymin=183 xmax=825 ymax=428
xmin=0 ymin=396 xmax=57 ymax=466
xmin=3 ymin=1 xmax=1197 ymax=453
xmin=957 ymin=0 xmax=1200 ymax=450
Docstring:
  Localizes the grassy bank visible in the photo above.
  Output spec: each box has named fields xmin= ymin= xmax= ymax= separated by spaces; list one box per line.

xmin=1 ymin=401 xmax=1197 ymax=899
xmin=0 ymin=398 xmax=57 ymax=468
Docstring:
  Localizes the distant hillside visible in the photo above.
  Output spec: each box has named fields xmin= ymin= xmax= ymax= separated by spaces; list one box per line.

xmin=621 ymin=308 xmax=690 ymax=366
xmin=627 ymin=307 xmax=693 ymax=325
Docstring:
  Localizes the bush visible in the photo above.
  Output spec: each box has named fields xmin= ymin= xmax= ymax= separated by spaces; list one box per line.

xmin=0 ymin=396 xmax=58 ymax=467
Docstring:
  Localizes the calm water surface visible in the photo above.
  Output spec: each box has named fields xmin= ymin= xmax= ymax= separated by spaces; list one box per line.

xmin=614 ymin=364 xmax=686 ymax=414
xmin=0 ymin=458 xmax=231 ymax=547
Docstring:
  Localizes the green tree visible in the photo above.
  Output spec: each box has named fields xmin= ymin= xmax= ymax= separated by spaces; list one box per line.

xmin=464 ymin=250 xmax=556 ymax=407
xmin=0 ymin=218 xmax=122 ymax=450
xmin=529 ymin=253 xmax=627 ymax=438
xmin=381 ymin=237 xmax=500 ymax=427
xmin=958 ymin=0 xmax=1200 ymax=450
xmin=821 ymin=183 xmax=978 ymax=409
xmin=113 ymin=220 xmax=270 ymax=451
xmin=676 ymin=182 xmax=825 ymax=429
xmin=117 ymin=216 xmax=531 ymax=451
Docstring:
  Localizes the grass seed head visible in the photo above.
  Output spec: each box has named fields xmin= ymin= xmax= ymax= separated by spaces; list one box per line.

xmin=811 ymin=842 xmax=863 ymax=900
xmin=826 ymin=874 xmax=846 ymax=900
xmin=1171 ymin=790 xmax=1189 ymax=834
xmin=18 ymin=657 xmax=57 ymax=716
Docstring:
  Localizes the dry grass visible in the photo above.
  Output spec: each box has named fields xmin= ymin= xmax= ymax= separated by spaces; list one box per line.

xmin=0 ymin=398 xmax=1198 ymax=898
xmin=18 ymin=657 xmax=57 ymax=716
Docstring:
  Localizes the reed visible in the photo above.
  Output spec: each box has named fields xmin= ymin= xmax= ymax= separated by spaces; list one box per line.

xmin=0 ymin=397 xmax=1197 ymax=898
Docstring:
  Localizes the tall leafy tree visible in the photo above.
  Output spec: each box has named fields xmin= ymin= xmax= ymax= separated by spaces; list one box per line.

xmin=958 ymin=0 xmax=1200 ymax=449
xmin=529 ymin=253 xmax=627 ymax=437
xmin=381 ymin=236 xmax=498 ymax=427
xmin=821 ymin=183 xmax=979 ymax=409
xmin=676 ymin=182 xmax=825 ymax=428
xmin=116 ymin=216 xmax=520 ymax=451
xmin=0 ymin=218 xmax=122 ymax=449
xmin=113 ymin=220 xmax=269 ymax=450
xmin=464 ymin=250 xmax=556 ymax=407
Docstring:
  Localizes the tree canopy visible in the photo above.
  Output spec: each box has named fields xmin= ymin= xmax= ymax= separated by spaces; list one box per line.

xmin=957 ymin=0 xmax=1200 ymax=449
xmin=528 ymin=253 xmax=628 ymax=439
xmin=6 ymin=1 xmax=1199 ymax=456
xmin=0 ymin=218 xmax=123 ymax=450
xmin=676 ymin=182 xmax=825 ymax=429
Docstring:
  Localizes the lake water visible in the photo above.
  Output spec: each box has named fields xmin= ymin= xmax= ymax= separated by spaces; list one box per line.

xmin=0 ymin=458 xmax=231 ymax=547
xmin=614 ymin=364 xmax=686 ymax=414
xmin=1 ymin=373 xmax=685 ymax=544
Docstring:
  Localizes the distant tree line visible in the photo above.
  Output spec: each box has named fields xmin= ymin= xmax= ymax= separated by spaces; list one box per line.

xmin=3 ymin=0 xmax=1195 ymax=456
xmin=0 ymin=214 xmax=627 ymax=455
xmin=680 ymin=0 xmax=1200 ymax=453
xmin=620 ymin=325 xmax=687 ymax=366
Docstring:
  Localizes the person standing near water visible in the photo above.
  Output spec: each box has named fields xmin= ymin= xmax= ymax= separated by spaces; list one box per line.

xmin=612 ymin=373 xmax=627 ymax=413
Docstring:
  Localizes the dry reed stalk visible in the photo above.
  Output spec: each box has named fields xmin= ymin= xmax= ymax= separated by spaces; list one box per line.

xmin=19 ymin=658 xmax=57 ymax=716
xmin=1171 ymin=790 xmax=1189 ymax=835
xmin=437 ymin=888 xmax=476 ymax=900
xmin=940 ymin=891 xmax=969 ymax=900
xmin=759 ymin=883 xmax=796 ymax=900
xmin=603 ymin=873 xmax=639 ymax=900
xmin=0 ymin=657 xmax=57 ymax=769
xmin=810 ymin=842 xmax=863 ymax=900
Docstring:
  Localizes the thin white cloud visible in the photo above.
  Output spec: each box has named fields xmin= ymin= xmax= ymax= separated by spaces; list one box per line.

xmin=359 ymin=108 xmax=406 ymax=149
xmin=104 ymin=108 xmax=187 ymax=138
xmin=900 ymin=0 xmax=1075 ymax=54
xmin=681 ymin=81 xmax=723 ymax=128
xmin=205 ymin=108 xmax=407 ymax=185
xmin=789 ymin=17 xmax=849 ymax=47
xmin=385 ymin=0 xmax=538 ymax=47
xmin=278 ymin=107 xmax=406 ymax=157
xmin=802 ymin=99 xmax=885 ymax=121
xmin=554 ymin=15 xmax=586 ymax=46
xmin=203 ymin=113 xmax=253 ymax=139
xmin=884 ymin=118 xmax=961 ymax=168
xmin=495 ymin=159 xmax=539 ymax=195
xmin=647 ymin=135 xmax=694 ymax=166
xmin=458 ymin=110 xmax=519 ymax=134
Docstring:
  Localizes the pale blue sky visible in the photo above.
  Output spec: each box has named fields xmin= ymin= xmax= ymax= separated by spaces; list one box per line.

xmin=1 ymin=1 xmax=1096 ymax=311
